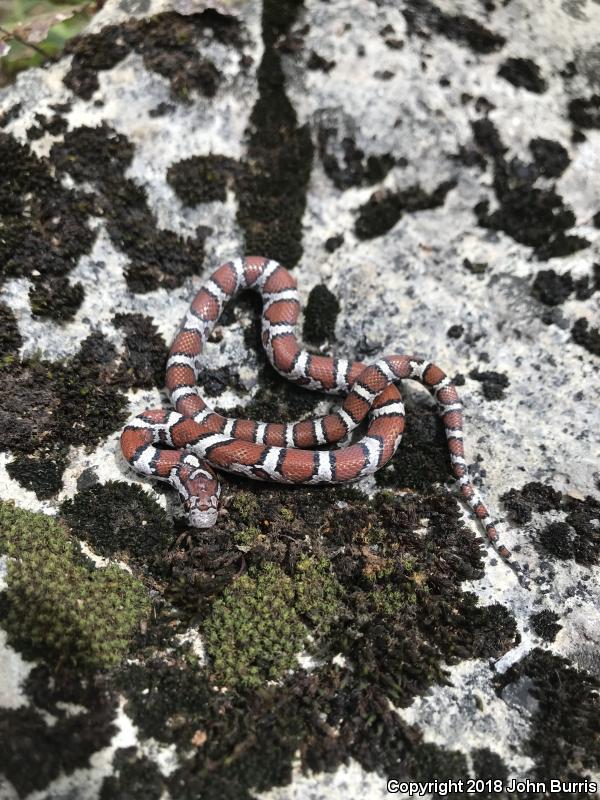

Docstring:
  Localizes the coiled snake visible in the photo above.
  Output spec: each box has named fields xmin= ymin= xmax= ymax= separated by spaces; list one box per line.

xmin=120 ymin=256 xmax=521 ymax=577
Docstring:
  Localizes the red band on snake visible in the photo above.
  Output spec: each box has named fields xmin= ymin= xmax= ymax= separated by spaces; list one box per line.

xmin=120 ymin=256 xmax=520 ymax=574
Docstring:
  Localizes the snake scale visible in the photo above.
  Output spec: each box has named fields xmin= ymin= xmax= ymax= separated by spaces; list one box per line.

xmin=120 ymin=255 xmax=520 ymax=575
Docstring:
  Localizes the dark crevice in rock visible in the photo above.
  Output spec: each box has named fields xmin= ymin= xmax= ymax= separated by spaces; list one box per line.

xmin=235 ymin=0 xmax=313 ymax=267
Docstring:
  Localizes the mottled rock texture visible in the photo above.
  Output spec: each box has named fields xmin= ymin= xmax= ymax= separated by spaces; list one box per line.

xmin=0 ymin=0 xmax=599 ymax=798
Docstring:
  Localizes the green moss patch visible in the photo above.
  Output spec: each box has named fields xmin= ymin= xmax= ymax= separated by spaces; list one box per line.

xmin=204 ymin=561 xmax=333 ymax=688
xmin=0 ymin=501 xmax=150 ymax=669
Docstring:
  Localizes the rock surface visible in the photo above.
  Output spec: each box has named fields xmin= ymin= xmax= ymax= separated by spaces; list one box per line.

xmin=0 ymin=0 xmax=599 ymax=798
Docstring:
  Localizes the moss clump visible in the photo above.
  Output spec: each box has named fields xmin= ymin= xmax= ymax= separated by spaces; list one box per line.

xmin=0 ymin=301 xmax=22 ymax=359
xmin=302 ymin=284 xmax=340 ymax=345
xmin=230 ymin=490 xmax=261 ymax=523
xmin=0 ymin=501 xmax=150 ymax=669
xmin=0 ymin=332 xmax=129 ymax=498
xmin=233 ymin=524 xmax=263 ymax=548
xmin=294 ymin=556 xmax=341 ymax=633
xmin=167 ymin=154 xmax=237 ymax=206
xmin=61 ymin=481 xmax=174 ymax=563
xmin=203 ymin=562 xmax=306 ymax=688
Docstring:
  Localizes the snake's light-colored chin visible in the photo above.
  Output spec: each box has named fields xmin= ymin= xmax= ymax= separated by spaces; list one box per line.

xmin=189 ymin=507 xmax=219 ymax=528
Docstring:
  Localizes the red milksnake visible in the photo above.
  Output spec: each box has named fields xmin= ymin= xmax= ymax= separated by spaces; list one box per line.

xmin=120 ymin=256 xmax=524 ymax=580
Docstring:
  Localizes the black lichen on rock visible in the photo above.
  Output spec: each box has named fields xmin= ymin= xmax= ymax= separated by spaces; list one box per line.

xmin=63 ymin=11 xmax=242 ymax=102
xmin=51 ymin=124 xmax=207 ymax=292
xmin=374 ymin=395 xmax=452 ymax=492
xmin=539 ymin=497 xmax=599 ymax=567
xmin=531 ymin=269 xmax=573 ymax=306
xmin=6 ymin=455 xmax=66 ymax=500
xmin=316 ymin=110 xmax=395 ymax=190
xmin=100 ymin=748 xmax=165 ymax=800
xmin=530 ymin=610 xmax=562 ymax=642
xmin=303 ymin=284 xmax=340 ymax=344
xmin=498 ymin=57 xmax=547 ymax=93
xmin=495 ymin=649 xmax=599 ymax=783
xmin=529 ymin=138 xmax=570 ymax=178
xmin=0 ymin=301 xmax=22 ymax=362
xmin=402 ymin=0 xmax=506 ymax=53
xmin=500 ymin=484 xmax=598 ymax=567
xmin=0 ymin=132 xmax=94 ymax=321
xmin=307 ymin=50 xmax=336 ymax=72
xmin=113 ymin=312 xmax=168 ymax=390
xmin=472 ymin=119 xmax=588 ymax=259
xmin=469 ymin=369 xmax=509 ymax=401
xmin=61 ymin=481 xmax=174 ymax=564
xmin=115 ymin=476 xmax=517 ymax=797
xmin=571 ymin=317 xmax=600 ymax=357
xmin=325 ymin=233 xmax=344 ymax=252
xmin=29 ymin=275 xmax=85 ymax=322
xmin=355 ymin=180 xmax=456 ymax=240
xmin=26 ymin=112 xmax=68 ymax=140
xmin=0 ymin=101 xmax=22 ymax=127
xmin=500 ymin=481 xmax=562 ymax=524
xmin=568 ymin=95 xmax=600 ymax=129
xmin=167 ymin=155 xmax=238 ymax=206
xmin=235 ymin=0 xmax=313 ymax=267
xmin=0 ymin=332 xmax=128 ymax=498
xmin=0 ymin=700 xmax=116 ymax=797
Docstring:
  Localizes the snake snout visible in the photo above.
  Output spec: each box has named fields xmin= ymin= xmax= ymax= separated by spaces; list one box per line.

xmin=184 ymin=496 xmax=219 ymax=528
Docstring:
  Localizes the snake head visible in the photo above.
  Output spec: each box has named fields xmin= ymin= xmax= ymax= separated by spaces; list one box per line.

xmin=176 ymin=461 xmax=221 ymax=528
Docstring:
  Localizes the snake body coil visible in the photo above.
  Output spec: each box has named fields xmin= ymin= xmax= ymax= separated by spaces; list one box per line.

xmin=120 ymin=256 xmax=514 ymax=564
